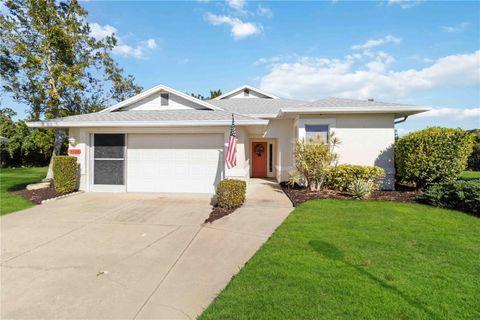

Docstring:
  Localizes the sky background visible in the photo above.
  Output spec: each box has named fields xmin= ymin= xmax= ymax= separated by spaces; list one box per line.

xmin=1 ymin=0 xmax=479 ymax=134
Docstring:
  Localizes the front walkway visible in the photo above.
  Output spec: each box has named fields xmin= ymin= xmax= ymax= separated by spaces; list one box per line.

xmin=1 ymin=179 xmax=292 ymax=319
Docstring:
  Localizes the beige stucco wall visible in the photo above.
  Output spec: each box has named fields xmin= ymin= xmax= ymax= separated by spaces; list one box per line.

xmin=69 ymin=114 xmax=395 ymax=192
xmin=296 ymin=114 xmax=395 ymax=189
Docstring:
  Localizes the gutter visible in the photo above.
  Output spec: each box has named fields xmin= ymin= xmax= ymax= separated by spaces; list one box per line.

xmin=394 ymin=116 xmax=409 ymax=124
xmin=277 ymin=106 xmax=431 ymax=117
xmin=26 ymin=119 xmax=269 ymax=128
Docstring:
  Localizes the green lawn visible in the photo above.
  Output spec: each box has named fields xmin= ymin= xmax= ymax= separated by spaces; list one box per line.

xmin=0 ymin=167 xmax=48 ymax=215
xmin=200 ymin=200 xmax=480 ymax=320
xmin=460 ymin=170 xmax=480 ymax=180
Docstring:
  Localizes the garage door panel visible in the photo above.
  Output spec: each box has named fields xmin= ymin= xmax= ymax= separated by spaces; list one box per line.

xmin=127 ymin=134 xmax=223 ymax=193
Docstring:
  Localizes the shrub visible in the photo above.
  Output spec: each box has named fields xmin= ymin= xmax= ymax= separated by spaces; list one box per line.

xmin=348 ymin=179 xmax=374 ymax=200
xmin=294 ymin=134 xmax=339 ymax=191
xmin=420 ymin=180 xmax=480 ymax=216
xmin=395 ymin=127 xmax=475 ymax=189
xmin=467 ymin=131 xmax=480 ymax=171
xmin=326 ymin=164 xmax=385 ymax=191
xmin=52 ymin=156 xmax=78 ymax=193
xmin=287 ymin=169 xmax=300 ymax=188
xmin=216 ymin=179 xmax=246 ymax=209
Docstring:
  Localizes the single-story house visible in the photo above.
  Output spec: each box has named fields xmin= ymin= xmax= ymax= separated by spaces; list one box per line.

xmin=27 ymin=84 xmax=429 ymax=193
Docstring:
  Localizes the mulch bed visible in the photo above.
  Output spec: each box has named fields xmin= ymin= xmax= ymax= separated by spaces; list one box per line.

xmin=204 ymin=206 xmax=236 ymax=224
xmin=280 ymin=182 xmax=422 ymax=207
xmin=14 ymin=185 xmax=72 ymax=204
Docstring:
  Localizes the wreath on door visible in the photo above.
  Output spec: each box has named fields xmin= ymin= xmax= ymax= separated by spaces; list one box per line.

xmin=255 ymin=143 xmax=265 ymax=157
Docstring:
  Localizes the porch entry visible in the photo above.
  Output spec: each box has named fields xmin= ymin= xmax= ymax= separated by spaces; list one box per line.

xmin=251 ymin=141 xmax=268 ymax=177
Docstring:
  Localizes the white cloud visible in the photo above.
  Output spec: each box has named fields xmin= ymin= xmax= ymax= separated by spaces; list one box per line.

xmin=112 ymin=45 xmax=144 ymax=59
xmin=90 ymin=22 xmax=117 ymax=40
xmin=257 ymin=5 xmax=273 ymax=18
xmin=226 ymin=0 xmax=246 ymax=12
xmin=415 ymin=107 xmax=480 ymax=120
xmin=352 ymin=35 xmax=401 ymax=50
xmin=206 ymin=13 xmax=261 ymax=39
xmin=89 ymin=23 xmax=157 ymax=59
xmin=259 ymin=50 xmax=480 ymax=101
xmin=386 ymin=0 xmax=422 ymax=9
xmin=442 ymin=21 xmax=471 ymax=33
xmin=145 ymin=38 xmax=157 ymax=49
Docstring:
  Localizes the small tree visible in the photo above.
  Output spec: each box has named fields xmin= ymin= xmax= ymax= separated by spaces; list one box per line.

xmin=294 ymin=134 xmax=339 ymax=191
xmin=396 ymin=127 xmax=475 ymax=189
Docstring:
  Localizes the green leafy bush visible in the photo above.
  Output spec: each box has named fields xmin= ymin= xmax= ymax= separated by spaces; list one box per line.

xmin=395 ymin=127 xmax=475 ymax=189
xmin=326 ymin=164 xmax=385 ymax=191
xmin=420 ymin=180 xmax=480 ymax=216
xmin=216 ymin=179 xmax=246 ymax=209
xmin=0 ymin=108 xmax=57 ymax=167
xmin=348 ymin=179 xmax=374 ymax=200
xmin=467 ymin=131 xmax=480 ymax=171
xmin=52 ymin=156 xmax=78 ymax=193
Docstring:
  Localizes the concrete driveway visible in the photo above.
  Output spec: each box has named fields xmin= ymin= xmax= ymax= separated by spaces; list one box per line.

xmin=1 ymin=179 xmax=292 ymax=319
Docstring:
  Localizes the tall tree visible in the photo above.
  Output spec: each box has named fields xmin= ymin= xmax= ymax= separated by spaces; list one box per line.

xmin=0 ymin=0 xmax=142 ymax=178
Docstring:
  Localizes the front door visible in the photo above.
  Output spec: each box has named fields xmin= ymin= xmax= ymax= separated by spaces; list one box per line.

xmin=251 ymin=142 xmax=267 ymax=177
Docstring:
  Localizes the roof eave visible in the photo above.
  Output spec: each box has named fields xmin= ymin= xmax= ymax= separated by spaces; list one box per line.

xmin=100 ymin=84 xmax=224 ymax=113
xmin=277 ymin=106 xmax=431 ymax=118
xmin=26 ymin=119 xmax=269 ymax=128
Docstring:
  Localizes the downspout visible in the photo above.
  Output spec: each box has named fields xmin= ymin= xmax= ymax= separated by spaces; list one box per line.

xmin=394 ymin=116 xmax=408 ymax=124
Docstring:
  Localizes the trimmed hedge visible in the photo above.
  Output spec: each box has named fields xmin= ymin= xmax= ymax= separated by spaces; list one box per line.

xmin=396 ymin=127 xmax=474 ymax=189
xmin=420 ymin=180 xmax=480 ymax=216
xmin=52 ymin=156 xmax=78 ymax=193
xmin=326 ymin=164 xmax=385 ymax=191
xmin=216 ymin=179 xmax=246 ymax=209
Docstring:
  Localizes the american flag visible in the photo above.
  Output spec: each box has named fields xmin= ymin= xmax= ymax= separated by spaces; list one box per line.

xmin=225 ymin=114 xmax=237 ymax=169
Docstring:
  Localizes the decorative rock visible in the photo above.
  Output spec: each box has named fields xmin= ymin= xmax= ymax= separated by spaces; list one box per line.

xmin=41 ymin=191 xmax=82 ymax=204
xmin=26 ymin=182 xmax=51 ymax=191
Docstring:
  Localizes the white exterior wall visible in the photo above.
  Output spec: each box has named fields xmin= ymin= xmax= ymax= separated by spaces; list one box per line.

xmin=295 ymin=114 xmax=396 ymax=189
xmin=69 ymin=126 xmax=234 ymax=192
xmin=263 ymin=119 xmax=295 ymax=182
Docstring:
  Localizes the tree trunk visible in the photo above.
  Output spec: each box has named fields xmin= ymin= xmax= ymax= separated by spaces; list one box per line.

xmin=45 ymin=129 xmax=65 ymax=180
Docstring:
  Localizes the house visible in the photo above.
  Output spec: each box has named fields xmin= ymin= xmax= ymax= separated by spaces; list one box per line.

xmin=27 ymin=84 xmax=429 ymax=193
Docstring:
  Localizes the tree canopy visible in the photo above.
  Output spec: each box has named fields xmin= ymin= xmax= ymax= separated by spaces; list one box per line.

xmin=0 ymin=0 xmax=142 ymax=121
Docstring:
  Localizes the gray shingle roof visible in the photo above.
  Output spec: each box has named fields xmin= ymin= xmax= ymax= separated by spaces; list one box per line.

xmin=207 ymin=98 xmax=306 ymax=116
xmin=299 ymin=97 xmax=413 ymax=108
xmin=45 ymin=110 xmax=259 ymax=122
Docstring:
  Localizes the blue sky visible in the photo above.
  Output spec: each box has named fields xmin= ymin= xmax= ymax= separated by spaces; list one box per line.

xmin=2 ymin=0 xmax=479 ymax=133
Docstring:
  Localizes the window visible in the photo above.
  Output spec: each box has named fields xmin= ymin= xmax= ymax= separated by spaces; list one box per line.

xmin=244 ymin=89 xmax=249 ymax=97
xmin=269 ymin=143 xmax=273 ymax=172
xmin=305 ymin=125 xmax=329 ymax=142
xmin=160 ymin=93 xmax=169 ymax=106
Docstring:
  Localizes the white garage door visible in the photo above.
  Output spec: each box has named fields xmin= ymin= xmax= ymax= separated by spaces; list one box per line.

xmin=127 ymin=134 xmax=224 ymax=193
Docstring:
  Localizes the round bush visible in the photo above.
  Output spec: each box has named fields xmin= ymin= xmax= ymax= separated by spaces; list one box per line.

xmin=395 ymin=127 xmax=474 ymax=189
xmin=216 ymin=179 xmax=246 ymax=209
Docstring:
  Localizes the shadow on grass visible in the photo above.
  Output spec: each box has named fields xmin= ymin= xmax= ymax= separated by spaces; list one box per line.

xmin=7 ymin=183 xmax=31 ymax=192
xmin=309 ymin=240 xmax=439 ymax=319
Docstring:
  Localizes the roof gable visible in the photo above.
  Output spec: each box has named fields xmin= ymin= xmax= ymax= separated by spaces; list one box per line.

xmin=214 ymin=85 xmax=279 ymax=100
xmin=101 ymin=84 xmax=222 ymax=113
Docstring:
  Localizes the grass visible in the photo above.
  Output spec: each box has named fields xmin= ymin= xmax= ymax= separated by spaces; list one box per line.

xmin=200 ymin=200 xmax=480 ymax=320
xmin=0 ymin=166 xmax=48 ymax=215
xmin=460 ymin=170 xmax=480 ymax=180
